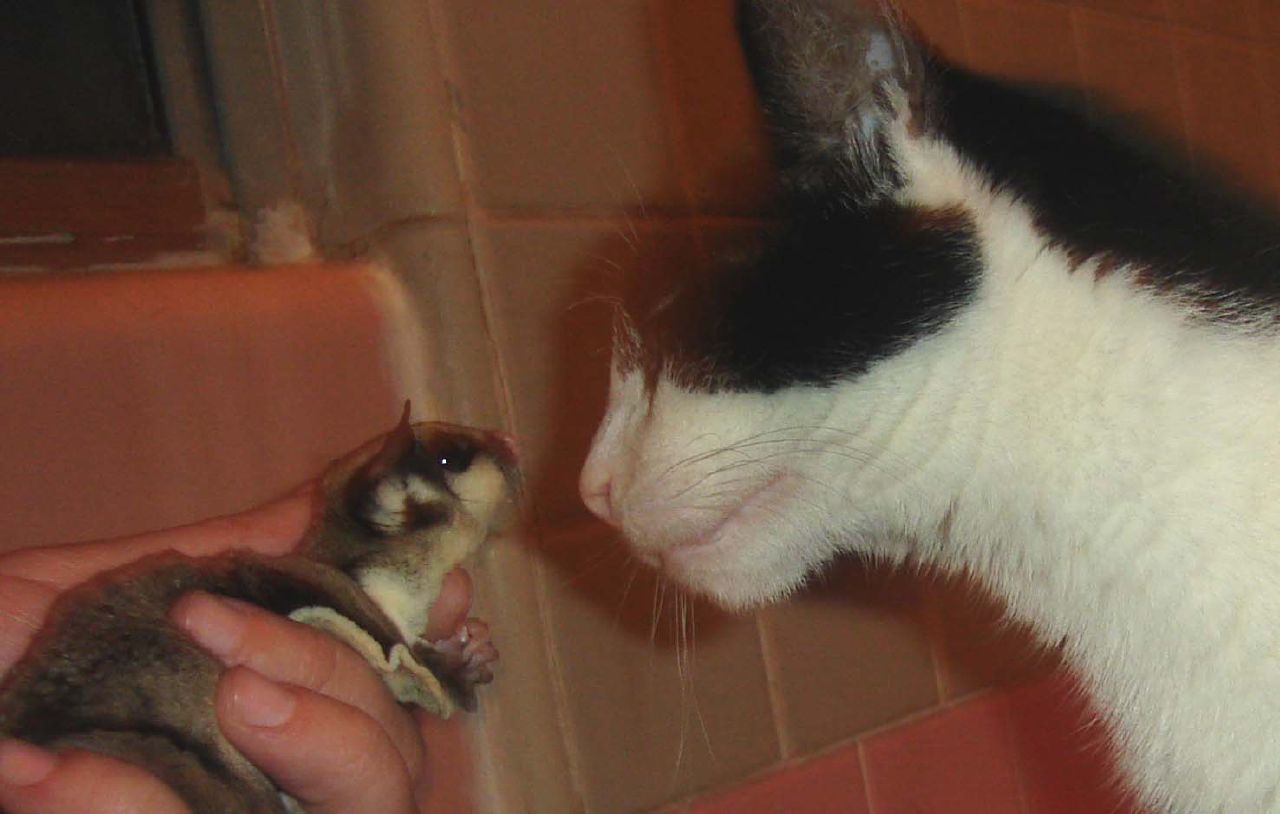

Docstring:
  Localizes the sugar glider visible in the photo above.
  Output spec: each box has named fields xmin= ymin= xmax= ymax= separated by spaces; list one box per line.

xmin=0 ymin=406 xmax=519 ymax=813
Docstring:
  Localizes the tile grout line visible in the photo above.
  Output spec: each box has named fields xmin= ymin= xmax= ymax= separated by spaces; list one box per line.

xmin=917 ymin=586 xmax=955 ymax=705
xmin=420 ymin=2 xmax=590 ymax=811
xmin=641 ymin=0 xmax=703 ymax=217
xmin=857 ymin=739 xmax=879 ymax=814
xmin=1066 ymin=5 xmax=1090 ymax=117
xmin=997 ymin=693 xmax=1035 ymax=814
xmin=654 ymin=679 xmax=1043 ymax=813
xmin=812 ymin=679 xmax=1025 ymax=757
xmin=1163 ymin=10 xmax=1199 ymax=163
xmin=257 ymin=0 xmax=308 ymax=208
xmin=412 ymin=2 xmax=513 ymax=440
xmin=1252 ymin=39 xmax=1280 ymax=204
xmin=1247 ymin=31 xmax=1280 ymax=200
xmin=754 ymin=610 xmax=794 ymax=762
xmin=953 ymin=0 xmax=977 ymax=72
xmin=475 ymin=208 xmax=777 ymax=228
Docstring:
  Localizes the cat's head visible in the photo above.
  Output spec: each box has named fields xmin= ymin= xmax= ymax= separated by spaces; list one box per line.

xmin=579 ymin=0 xmax=982 ymax=609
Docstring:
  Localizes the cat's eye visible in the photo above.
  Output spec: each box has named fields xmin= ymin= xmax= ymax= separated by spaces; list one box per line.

xmin=436 ymin=443 xmax=475 ymax=473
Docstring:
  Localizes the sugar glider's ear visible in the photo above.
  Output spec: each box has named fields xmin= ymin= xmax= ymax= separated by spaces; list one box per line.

xmin=344 ymin=402 xmax=418 ymax=519
xmin=365 ymin=401 xmax=417 ymax=480
xmin=737 ymin=0 xmax=930 ymax=204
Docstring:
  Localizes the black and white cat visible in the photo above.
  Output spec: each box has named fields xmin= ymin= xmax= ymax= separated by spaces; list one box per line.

xmin=578 ymin=1 xmax=1280 ymax=812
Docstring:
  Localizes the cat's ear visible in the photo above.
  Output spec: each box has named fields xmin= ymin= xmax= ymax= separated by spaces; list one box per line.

xmin=737 ymin=0 xmax=930 ymax=203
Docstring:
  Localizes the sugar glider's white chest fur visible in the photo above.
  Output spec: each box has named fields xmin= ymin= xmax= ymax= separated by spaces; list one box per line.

xmin=580 ymin=2 xmax=1280 ymax=812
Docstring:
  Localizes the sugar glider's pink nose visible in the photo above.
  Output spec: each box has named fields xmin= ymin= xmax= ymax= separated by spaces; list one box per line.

xmin=491 ymin=431 xmax=520 ymax=469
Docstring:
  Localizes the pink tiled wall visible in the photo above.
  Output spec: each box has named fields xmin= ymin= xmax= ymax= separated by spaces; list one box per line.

xmin=0 ymin=264 xmax=410 ymax=549
xmin=669 ymin=673 xmax=1146 ymax=814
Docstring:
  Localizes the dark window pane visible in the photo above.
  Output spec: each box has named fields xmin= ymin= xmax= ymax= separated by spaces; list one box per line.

xmin=0 ymin=0 xmax=169 ymax=157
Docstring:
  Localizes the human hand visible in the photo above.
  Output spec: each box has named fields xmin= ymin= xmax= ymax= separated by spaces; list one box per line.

xmin=0 ymin=487 xmax=438 ymax=813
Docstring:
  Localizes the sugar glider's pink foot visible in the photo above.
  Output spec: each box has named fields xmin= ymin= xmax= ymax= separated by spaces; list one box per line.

xmin=418 ymin=618 xmax=499 ymax=709
xmin=458 ymin=618 xmax=499 ymax=686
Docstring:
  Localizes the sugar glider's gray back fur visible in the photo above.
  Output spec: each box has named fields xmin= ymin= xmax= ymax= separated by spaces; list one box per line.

xmin=1 ymin=555 xmax=396 ymax=813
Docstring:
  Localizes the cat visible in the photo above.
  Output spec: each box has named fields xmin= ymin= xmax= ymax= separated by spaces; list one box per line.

xmin=578 ymin=1 xmax=1280 ymax=812
xmin=0 ymin=409 xmax=518 ymax=813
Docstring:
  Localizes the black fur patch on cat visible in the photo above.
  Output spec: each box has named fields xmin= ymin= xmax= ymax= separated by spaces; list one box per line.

xmin=932 ymin=66 xmax=1280 ymax=318
xmin=620 ymin=204 xmax=979 ymax=394
xmin=713 ymin=204 xmax=979 ymax=391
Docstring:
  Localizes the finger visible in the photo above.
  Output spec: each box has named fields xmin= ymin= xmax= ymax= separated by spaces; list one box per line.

xmin=171 ymin=591 xmax=423 ymax=777
xmin=0 ymin=484 xmax=318 ymax=590
xmin=0 ymin=739 xmax=190 ymax=814
xmin=423 ymin=568 xmax=471 ymax=641
xmin=216 ymin=667 xmax=416 ymax=814
xmin=0 ymin=576 xmax=56 ymax=671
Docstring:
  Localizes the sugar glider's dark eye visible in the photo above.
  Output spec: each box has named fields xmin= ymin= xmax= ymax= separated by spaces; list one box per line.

xmin=437 ymin=442 xmax=475 ymax=473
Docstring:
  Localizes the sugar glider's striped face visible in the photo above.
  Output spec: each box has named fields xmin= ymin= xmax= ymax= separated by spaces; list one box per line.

xmin=340 ymin=419 xmax=519 ymax=639
xmin=355 ymin=428 xmax=517 ymax=540
xmin=347 ymin=422 xmax=519 ymax=543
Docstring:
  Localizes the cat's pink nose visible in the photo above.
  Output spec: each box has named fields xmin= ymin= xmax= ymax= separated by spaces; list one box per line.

xmin=579 ymin=464 xmax=620 ymax=527
xmin=581 ymin=482 xmax=616 ymax=526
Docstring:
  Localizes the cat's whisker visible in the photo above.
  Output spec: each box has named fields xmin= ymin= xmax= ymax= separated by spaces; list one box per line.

xmin=586 ymin=254 xmax=628 ymax=279
xmin=656 ymin=425 xmax=863 ymax=479
xmin=613 ymin=558 xmax=642 ymax=627
xmin=671 ymin=592 xmax=690 ymax=786
xmin=658 ymin=426 xmax=906 ymax=487
xmin=561 ymin=291 xmax=623 ymax=317
xmin=562 ymin=545 xmax=630 ymax=586
xmin=650 ymin=575 xmax=667 ymax=648
xmin=661 ymin=443 xmax=895 ymax=504
xmin=687 ymin=601 xmax=716 ymax=764
xmin=604 ymin=141 xmax=646 ymax=246
xmin=653 ymin=426 xmax=830 ymax=479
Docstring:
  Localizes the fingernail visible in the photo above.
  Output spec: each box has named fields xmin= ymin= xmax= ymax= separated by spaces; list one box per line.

xmin=175 ymin=592 xmax=247 ymax=662
xmin=0 ymin=739 xmax=56 ymax=786
xmin=230 ymin=669 xmax=297 ymax=728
